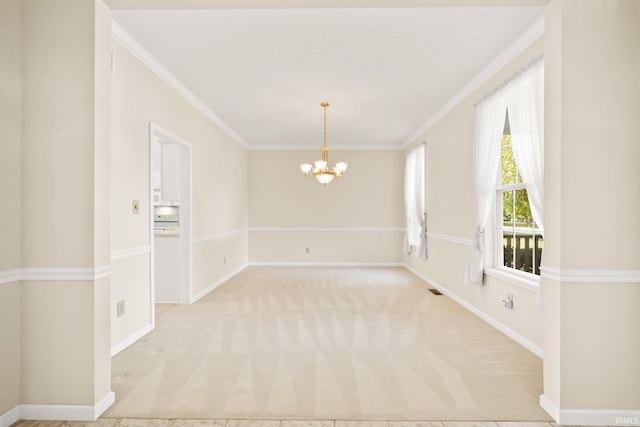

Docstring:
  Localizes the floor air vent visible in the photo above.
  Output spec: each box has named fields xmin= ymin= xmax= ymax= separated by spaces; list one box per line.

xmin=428 ymin=288 xmax=443 ymax=296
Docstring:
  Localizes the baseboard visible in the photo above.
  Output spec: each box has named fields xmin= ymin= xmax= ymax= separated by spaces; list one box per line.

xmin=0 ymin=405 xmax=19 ymax=427
xmin=94 ymin=392 xmax=116 ymax=420
xmin=191 ymin=262 xmax=404 ymax=301
xmin=540 ymin=394 xmax=640 ymax=426
xmin=112 ymin=264 xmax=249 ymax=354
xmin=111 ymin=323 xmax=154 ymax=357
xmin=18 ymin=391 xmax=115 ymax=422
xmin=248 ymin=227 xmax=404 ymax=232
xmin=248 ymin=261 xmax=543 ymax=358
xmin=402 ymin=264 xmax=544 ymax=358
xmin=248 ymin=262 xmax=404 ymax=267
xmin=190 ymin=263 xmax=248 ymax=303
xmin=539 ymin=394 xmax=560 ymax=422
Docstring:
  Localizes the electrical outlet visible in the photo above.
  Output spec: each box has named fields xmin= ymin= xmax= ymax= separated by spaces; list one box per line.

xmin=305 ymin=247 xmax=310 ymax=254
xmin=224 ymin=257 xmax=227 ymax=265
xmin=117 ymin=300 xmax=125 ymax=317
xmin=132 ymin=200 xmax=140 ymax=214
xmin=503 ymin=293 xmax=514 ymax=309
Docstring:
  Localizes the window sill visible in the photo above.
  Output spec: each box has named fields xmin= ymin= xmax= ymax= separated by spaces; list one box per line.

xmin=485 ymin=267 xmax=540 ymax=292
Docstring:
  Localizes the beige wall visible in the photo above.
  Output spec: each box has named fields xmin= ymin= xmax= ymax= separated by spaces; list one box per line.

xmin=405 ymin=39 xmax=546 ymax=351
xmin=21 ymin=281 xmax=96 ymax=404
xmin=19 ymin=0 xmax=113 ymax=408
xmin=550 ymin=0 xmax=640 ymax=271
xmin=4 ymin=0 xmax=638 ymax=422
xmin=248 ymin=149 xmax=404 ymax=264
xmin=21 ymin=0 xmax=101 ymax=269
xmin=0 ymin=283 xmax=20 ymax=415
xmin=192 ymin=233 xmax=248 ymax=298
xmin=0 ymin=0 xmax=21 ymax=272
xmin=110 ymin=38 xmax=249 ymax=347
xmin=542 ymin=0 xmax=640 ymax=416
xmin=0 ymin=0 xmax=22 ymax=415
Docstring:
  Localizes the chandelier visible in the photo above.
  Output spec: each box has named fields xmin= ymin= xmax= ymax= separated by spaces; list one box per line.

xmin=300 ymin=102 xmax=348 ymax=185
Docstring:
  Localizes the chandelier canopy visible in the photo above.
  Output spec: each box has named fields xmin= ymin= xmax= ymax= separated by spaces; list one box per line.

xmin=300 ymin=102 xmax=348 ymax=185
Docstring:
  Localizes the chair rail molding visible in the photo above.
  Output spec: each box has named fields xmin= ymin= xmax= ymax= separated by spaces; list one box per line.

xmin=541 ymin=266 xmax=640 ymax=283
xmin=111 ymin=246 xmax=151 ymax=261
xmin=192 ymin=228 xmax=248 ymax=244
xmin=1 ymin=266 xmax=113 ymax=283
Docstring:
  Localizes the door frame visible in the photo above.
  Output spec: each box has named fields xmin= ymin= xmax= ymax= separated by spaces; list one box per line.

xmin=149 ymin=123 xmax=193 ymax=325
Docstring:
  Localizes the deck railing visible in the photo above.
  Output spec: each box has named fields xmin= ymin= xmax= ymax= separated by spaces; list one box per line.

xmin=503 ymin=232 xmax=543 ymax=275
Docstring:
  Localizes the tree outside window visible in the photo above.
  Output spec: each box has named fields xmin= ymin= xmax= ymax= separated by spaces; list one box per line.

xmin=498 ymin=133 xmax=542 ymax=275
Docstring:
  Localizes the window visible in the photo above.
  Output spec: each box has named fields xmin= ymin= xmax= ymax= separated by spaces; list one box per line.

xmin=465 ymin=56 xmax=544 ymax=286
xmin=404 ymin=143 xmax=427 ymax=258
xmin=497 ymin=127 xmax=543 ymax=276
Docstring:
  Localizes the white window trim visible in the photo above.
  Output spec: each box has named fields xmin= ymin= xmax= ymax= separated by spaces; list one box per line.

xmin=495 ymin=184 xmax=543 ymax=276
xmin=485 ymin=170 xmax=542 ymax=291
xmin=485 ymin=266 xmax=540 ymax=292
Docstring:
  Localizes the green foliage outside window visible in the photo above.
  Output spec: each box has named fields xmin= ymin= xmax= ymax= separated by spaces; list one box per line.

xmin=500 ymin=133 xmax=542 ymax=275
xmin=501 ymin=135 xmax=534 ymax=228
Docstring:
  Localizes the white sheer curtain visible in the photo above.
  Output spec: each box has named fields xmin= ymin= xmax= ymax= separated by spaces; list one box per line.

xmin=465 ymin=56 xmax=544 ymax=286
xmin=507 ymin=58 xmax=545 ymax=230
xmin=404 ymin=143 xmax=427 ymax=258
xmin=464 ymin=92 xmax=507 ymax=286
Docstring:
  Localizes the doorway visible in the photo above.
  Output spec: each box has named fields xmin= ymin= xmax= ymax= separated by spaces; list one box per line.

xmin=149 ymin=123 xmax=192 ymax=315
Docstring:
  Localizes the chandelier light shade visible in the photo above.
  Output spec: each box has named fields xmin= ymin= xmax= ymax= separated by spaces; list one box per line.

xmin=300 ymin=102 xmax=348 ymax=185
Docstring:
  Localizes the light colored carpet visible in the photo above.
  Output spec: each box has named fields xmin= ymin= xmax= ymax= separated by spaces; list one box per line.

xmin=106 ymin=266 xmax=550 ymax=421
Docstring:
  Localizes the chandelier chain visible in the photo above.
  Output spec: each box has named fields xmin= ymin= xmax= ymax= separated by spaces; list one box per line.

xmin=299 ymin=101 xmax=348 ymax=185
xmin=322 ymin=102 xmax=328 ymax=147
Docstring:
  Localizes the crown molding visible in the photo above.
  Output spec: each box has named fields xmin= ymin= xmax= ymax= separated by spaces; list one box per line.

xmin=113 ymin=14 xmax=544 ymax=152
xmin=111 ymin=20 xmax=250 ymax=149
xmin=402 ymin=16 xmax=545 ymax=148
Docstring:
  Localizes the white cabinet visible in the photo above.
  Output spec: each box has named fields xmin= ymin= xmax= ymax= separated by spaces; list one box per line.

xmin=161 ymin=143 xmax=181 ymax=202
xmin=154 ymin=236 xmax=180 ymax=303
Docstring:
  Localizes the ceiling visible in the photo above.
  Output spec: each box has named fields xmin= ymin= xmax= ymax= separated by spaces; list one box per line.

xmin=110 ymin=2 xmax=545 ymax=149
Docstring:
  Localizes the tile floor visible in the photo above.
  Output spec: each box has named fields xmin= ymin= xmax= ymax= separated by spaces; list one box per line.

xmin=11 ymin=420 xmax=604 ymax=427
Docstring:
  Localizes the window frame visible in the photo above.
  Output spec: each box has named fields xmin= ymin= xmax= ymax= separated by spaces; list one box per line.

xmin=493 ymin=188 xmax=543 ymax=289
xmin=486 ymin=132 xmax=541 ymax=291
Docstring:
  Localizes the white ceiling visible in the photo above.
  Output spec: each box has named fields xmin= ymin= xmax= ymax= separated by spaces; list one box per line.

xmin=111 ymin=4 xmax=544 ymax=149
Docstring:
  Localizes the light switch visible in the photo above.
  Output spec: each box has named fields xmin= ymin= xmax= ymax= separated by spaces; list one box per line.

xmin=132 ymin=200 xmax=140 ymax=214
